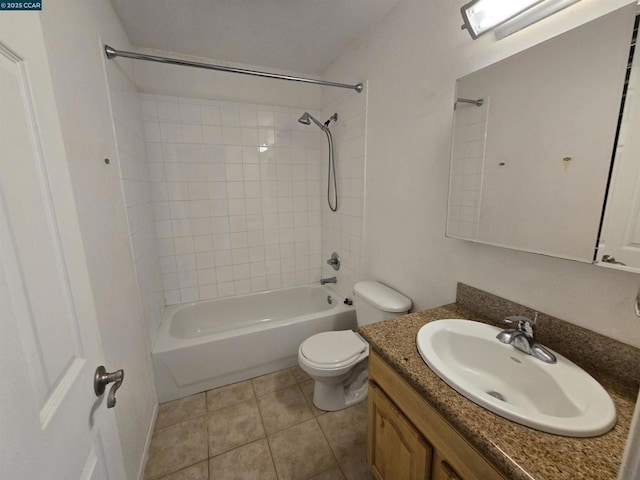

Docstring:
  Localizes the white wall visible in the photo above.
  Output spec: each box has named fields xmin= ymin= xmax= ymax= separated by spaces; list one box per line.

xmin=39 ymin=1 xmax=157 ymax=478
xmin=321 ymin=0 xmax=640 ymax=348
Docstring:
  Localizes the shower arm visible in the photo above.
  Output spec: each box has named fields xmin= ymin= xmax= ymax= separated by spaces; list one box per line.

xmin=304 ymin=113 xmax=327 ymax=131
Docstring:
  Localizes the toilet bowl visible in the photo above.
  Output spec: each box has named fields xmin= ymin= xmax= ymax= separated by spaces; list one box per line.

xmin=298 ymin=330 xmax=369 ymax=411
xmin=298 ymin=280 xmax=411 ymax=411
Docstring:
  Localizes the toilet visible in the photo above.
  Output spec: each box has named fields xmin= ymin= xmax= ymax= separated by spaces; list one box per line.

xmin=298 ymin=280 xmax=412 ymax=411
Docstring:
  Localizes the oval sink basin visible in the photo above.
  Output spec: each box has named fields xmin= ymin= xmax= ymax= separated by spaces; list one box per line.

xmin=416 ymin=319 xmax=616 ymax=437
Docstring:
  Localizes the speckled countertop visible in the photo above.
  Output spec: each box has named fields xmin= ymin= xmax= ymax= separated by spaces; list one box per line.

xmin=359 ymin=285 xmax=640 ymax=480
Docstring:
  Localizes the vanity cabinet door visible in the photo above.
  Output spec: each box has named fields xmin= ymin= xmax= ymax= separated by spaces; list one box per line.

xmin=367 ymin=382 xmax=432 ymax=480
xmin=368 ymin=351 xmax=508 ymax=480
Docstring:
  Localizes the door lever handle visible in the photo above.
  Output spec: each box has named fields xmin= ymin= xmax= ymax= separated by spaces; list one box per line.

xmin=94 ymin=366 xmax=124 ymax=408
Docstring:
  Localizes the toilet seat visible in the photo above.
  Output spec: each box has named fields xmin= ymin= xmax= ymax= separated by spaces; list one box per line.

xmin=300 ymin=331 xmax=367 ymax=370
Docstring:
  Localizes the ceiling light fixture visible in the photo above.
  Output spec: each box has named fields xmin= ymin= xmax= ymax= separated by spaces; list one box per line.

xmin=461 ymin=0 xmax=581 ymax=39
xmin=494 ymin=0 xmax=581 ymax=39
xmin=461 ymin=0 xmax=545 ymax=38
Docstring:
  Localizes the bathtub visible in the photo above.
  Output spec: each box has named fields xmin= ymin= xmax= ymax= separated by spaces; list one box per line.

xmin=152 ymin=285 xmax=356 ymax=402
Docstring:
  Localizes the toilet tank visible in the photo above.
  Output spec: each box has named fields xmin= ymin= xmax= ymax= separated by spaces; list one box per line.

xmin=353 ymin=281 xmax=412 ymax=326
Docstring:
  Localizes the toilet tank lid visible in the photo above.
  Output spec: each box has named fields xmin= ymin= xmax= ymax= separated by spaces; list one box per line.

xmin=353 ymin=281 xmax=412 ymax=313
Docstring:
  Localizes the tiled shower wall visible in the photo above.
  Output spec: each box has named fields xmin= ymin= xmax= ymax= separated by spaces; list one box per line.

xmin=320 ymin=91 xmax=367 ymax=300
xmin=107 ymin=63 xmax=165 ymax=343
xmin=140 ymin=94 xmax=325 ymax=305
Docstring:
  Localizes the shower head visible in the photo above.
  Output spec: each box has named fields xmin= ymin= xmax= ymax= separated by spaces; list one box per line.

xmin=298 ymin=112 xmax=311 ymax=125
xmin=298 ymin=112 xmax=326 ymax=131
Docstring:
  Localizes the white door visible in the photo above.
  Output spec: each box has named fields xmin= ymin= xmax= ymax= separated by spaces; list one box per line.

xmin=0 ymin=12 xmax=127 ymax=480
xmin=598 ymin=27 xmax=640 ymax=273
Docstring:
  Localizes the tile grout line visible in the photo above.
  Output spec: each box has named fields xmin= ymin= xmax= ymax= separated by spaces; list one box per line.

xmin=204 ymin=390 xmax=211 ymax=473
xmin=292 ymin=366 xmax=349 ymax=480
xmin=155 ymin=460 xmax=207 ymax=480
xmin=251 ymin=376 xmax=281 ymax=479
xmin=154 ymin=392 xmax=207 ymax=431
xmin=316 ymin=414 xmax=350 ymax=480
xmin=208 ymin=397 xmax=267 ymax=458
xmin=146 ymin=413 xmax=211 ymax=480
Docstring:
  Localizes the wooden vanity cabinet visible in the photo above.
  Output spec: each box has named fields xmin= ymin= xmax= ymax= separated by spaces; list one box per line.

xmin=368 ymin=382 xmax=431 ymax=479
xmin=367 ymin=350 xmax=507 ymax=480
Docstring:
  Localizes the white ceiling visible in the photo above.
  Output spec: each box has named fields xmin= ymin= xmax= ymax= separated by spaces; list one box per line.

xmin=109 ymin=0 xmax=400 ymax=76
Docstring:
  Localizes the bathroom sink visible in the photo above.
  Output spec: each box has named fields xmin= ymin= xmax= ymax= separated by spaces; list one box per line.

xmin=416 ymin=319 xmax=616 ymax=437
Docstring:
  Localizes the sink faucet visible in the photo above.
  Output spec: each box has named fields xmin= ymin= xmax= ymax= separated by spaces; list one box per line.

xmin=320 ymin=276 xmax=337 ymax=285
xmin=496 ymin=313 xmax=556 ymax=364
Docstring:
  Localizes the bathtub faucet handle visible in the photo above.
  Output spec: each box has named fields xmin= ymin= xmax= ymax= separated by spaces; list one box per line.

xmin=327 ymin=252 xmax=340 ymax=271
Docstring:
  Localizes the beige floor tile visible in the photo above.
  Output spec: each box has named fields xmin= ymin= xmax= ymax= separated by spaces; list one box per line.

xmin=251 ymin=368 xmax=296 ymax=396
xmin=257 ymin=385 xmax=314 ymax=434
xmin=159 ymin=461 xmax=208 ymax=480
xmin=307 ymin=465 xmax=347 ymax=480
xmin=317 ymin=402 xmax=370 ymax=480
xmin=289 ymin=365 xmax=311 ymax=383
xmin=208 ymin=439 xmax=277 ymax=480
xmin=207 ymin=398 xmax=265 ymax=456
xmin=300 ymin=379 xmax=328 ymax=417
xmin=145 ymin=416 xmax=208 ymax=480
xmin=268 ymin=418 xmax=337 ymax=480
xmin=156 ymin=393 xmax=207 ymax=430
xmin=206 ymin=380 xmax=254 ymax=412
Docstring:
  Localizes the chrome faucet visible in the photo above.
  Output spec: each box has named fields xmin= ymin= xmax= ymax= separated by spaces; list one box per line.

xmin=320 ymin=276 xmax=337 ymax=285
xmin=496 ymin=313 xmax=556 ymax=364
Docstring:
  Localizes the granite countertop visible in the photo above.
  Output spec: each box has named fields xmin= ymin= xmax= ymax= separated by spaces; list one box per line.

xmin=359 ymin=303 xmax=639 ymax=480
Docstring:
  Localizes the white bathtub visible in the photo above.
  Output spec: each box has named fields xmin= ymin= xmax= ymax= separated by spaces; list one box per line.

xmin=152 ymin=285 xmax=356 ymax=402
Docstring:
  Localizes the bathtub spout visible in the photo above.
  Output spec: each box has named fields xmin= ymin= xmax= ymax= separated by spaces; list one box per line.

xmin=320 ymin=277 xmax=337 ymax=285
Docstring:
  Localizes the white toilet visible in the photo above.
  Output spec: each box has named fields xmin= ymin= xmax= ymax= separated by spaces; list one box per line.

xmin=298 ymin=280 xmax=412 ymax=411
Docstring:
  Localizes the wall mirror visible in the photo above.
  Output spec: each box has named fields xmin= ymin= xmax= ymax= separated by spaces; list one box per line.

xmin=446 ymin=5 xmax=636 ymax=263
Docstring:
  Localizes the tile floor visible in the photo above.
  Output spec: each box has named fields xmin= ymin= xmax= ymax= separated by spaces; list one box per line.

xmin=145 ymin=366 xmax=372 ymax=480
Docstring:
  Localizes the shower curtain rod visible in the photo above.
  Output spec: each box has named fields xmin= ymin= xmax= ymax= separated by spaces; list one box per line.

xmin=455 ymin=97 xmax=484 ymax=107
xmin=104 ymin=45 xmax=364 ymax=93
